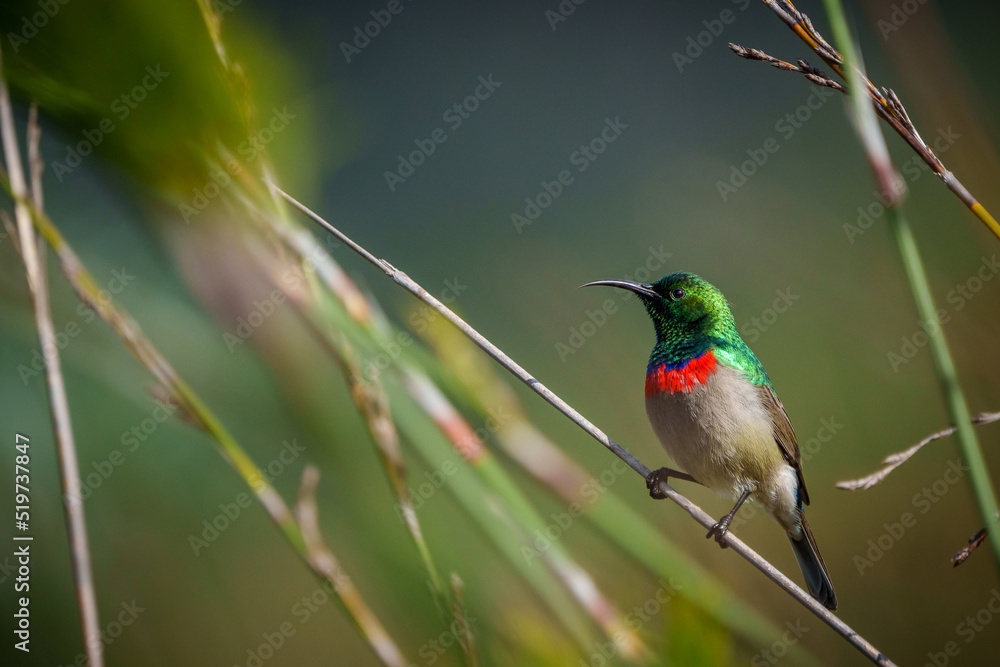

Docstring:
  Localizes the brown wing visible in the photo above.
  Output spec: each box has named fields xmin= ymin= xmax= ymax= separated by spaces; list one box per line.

xmin=757 ymin=385 xmax=810 ymax=506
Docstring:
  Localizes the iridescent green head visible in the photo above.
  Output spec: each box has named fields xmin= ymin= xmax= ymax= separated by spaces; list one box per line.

xmin=582 ymin=272 xmax=741 ymax=366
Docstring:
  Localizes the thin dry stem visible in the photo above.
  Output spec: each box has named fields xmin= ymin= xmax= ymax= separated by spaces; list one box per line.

xmin=4 ymin=186 xmax=410 ymax=666
xmin=188 ymin=10 xmax=436 ymax=659
xmin=952 ymin=528 xmax=988 ymax=567
xmin=346 ymin=358 xmax=449 ymax=599
xmin=837 ymin=412 xmax=1000 ymax=491
xmin=819 ymin=0 xmax=1000 ymax=569
xmin=272 ymin=183 xmax=897 ymax=667
xmin=296 ymin=466 xmax=409 ymax=667
xmin=0 ymin=51 xmax=105 ymax=667
xmin=402 ymin=367 xmax=651 ymax=663
xmin=27 ymin=103 xmax=43 ymax=208
xmin=449 ymin=574 xmax=479 ymax=667
xmin=335 ymin=340 xmax=450 ymax=607
xmin=729 ymin=44 xmax=844 ymax=92
xmin=743 ymin=0 xmax=1000 ymax=238
xmin=246 ymin=190 xmax=652 ymax=657
xmin=245 ymin=236 xmax=451 ymax=611
xmin=1 ymin=209 xmax=18 ymax=254
xmin=271 ymin=239 xmax=650 ymax=660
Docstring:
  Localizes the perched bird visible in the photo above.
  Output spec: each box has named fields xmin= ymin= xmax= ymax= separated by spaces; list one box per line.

xmin=583 ymin=272 xmax=837 ymax=611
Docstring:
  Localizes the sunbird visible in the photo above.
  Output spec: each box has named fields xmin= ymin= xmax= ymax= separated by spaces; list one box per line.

xmin=583 ymin=272 xmax=837 ymax=611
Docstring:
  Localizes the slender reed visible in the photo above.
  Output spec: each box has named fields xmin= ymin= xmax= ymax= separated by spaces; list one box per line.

xmin=0 ymin=170 xmax=409 ymax=666
xmin=0 ymin=50 xmax=104 ymax=667
xmin=271 ymin=183 xmax=897 ymax=666
xmin=735 ymin=0 xmax=1000 ymax=241
xmin=838 ymin=413 xmax=1000 ymax=491
xmin=818 ymin=0 xmax=1000 ymax=570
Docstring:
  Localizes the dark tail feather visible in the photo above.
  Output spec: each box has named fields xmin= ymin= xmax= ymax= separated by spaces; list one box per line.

xmin=788 ymin=516 xmax=838 ymax=611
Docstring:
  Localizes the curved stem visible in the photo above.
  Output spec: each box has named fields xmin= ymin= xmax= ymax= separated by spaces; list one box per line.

xmin=0 ymin=50 xmax=105 ymax=667
xmin=887 ymin=208 xmax=1000 ymax=565
xmin=820 ymin=0 xmax=1000 ymax=572
xmin=272 ymin=183 xmax=897 ymax=667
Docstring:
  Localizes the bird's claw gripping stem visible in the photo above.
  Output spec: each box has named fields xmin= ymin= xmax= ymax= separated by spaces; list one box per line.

xmin=706 ymin=484 xmax=756 ymax=549
xmin=645 ymin=467 xmax=699 ymax=499
xmin=706 ymin=518 xmax=734 ymax=548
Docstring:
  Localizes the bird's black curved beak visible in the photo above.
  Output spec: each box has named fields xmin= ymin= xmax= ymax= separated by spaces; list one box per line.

xmin=580 ymin=279 xmax=659 ymax=299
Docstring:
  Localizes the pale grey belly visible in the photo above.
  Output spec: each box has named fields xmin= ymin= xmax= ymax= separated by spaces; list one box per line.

xmin=644 ymin=364 xmax=799 ymax=527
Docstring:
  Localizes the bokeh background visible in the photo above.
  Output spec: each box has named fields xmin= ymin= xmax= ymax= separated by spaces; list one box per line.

xmin=1 ymin=1 xmax=999 ymax=665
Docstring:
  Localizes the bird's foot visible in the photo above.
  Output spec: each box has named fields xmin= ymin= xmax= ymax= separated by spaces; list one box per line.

xmin=645 ymin=468 xmax=672 ymax=499
xmin=705 ymin=485 xmax=755 ymax=549
xmin=646 ymin=467 xmax=700 ymax=499
xmin=706 ymin=518 xmax=733 ymax=549
xmin=645 ymin=467 xmax=696 ymax=499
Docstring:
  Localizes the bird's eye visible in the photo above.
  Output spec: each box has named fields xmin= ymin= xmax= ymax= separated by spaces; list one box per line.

xmin=669 ymin=288 xmax=686 ymax=300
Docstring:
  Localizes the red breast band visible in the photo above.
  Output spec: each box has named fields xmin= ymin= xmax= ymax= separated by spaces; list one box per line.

xmin=645 ymin=350 xmax=718 ymax=397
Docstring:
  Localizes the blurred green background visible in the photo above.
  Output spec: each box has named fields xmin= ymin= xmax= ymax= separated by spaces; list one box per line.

xmin=1 ymin=0 xmax=999 ymax=665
